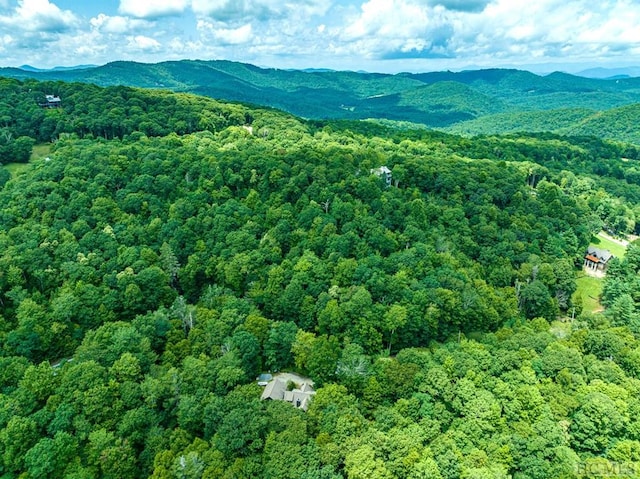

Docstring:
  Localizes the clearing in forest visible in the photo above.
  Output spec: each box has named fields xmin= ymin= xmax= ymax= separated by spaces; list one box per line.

xmin=593 ymin=231 xmax=628 ymax=259
xmin=573 ymin=273 xmax=604 ymax=314
xmin=3 ymin=144 xmax=52 ymax=178
xmin=573 ymin=230 xmax=628 ymax=314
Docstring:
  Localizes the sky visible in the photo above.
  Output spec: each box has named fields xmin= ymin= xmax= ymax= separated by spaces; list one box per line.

xmin=0 ymin=0 xmax=639 ymax=74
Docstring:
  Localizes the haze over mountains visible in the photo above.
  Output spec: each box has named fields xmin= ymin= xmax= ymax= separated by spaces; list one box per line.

xmin=576 ymin=66 xmax=640 ymax=79
xmin=3 ymin=59 xmax=640 ymax=144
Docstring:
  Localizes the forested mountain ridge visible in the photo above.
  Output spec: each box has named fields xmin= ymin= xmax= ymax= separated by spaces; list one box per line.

xmin=2 ymin=60 xmax=640 ymax=143
xmin=2 ymin=78 xmax=640 ymax=477
xmin=445 ymin=102 xmax=640 ymax=145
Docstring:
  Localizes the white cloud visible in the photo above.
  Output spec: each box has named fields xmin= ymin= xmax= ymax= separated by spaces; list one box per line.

xmin=0 ymin=33 xmax=12 ymax=51
xmin=198 ymin=20 xmax=253 ymax=44
xmin=575 ymin=3 xmax=640 ymax=44
xmin=1 ymin=0 xmax=640 ymax=73
xmin=0 ymin=0 xmax=77 ymax=32
xmin=127 ymin=34 xmax=162 ymax=51
xmin=167 ymin=36 xmax=202 ymax=54
xmin=321 ymin=0 xmax=640 ymax=66
xmin=119 ymin=0 xmax=188 ymax=19
xmin=185 ymin=0 xmax=335 ymax=63
xmin=90 ymin=13 xmax=151 ymax=34
xmin=453 ymin=0 xmax=640 ymax=63
xmin=343 ymin=0 xmax=430 ymax=40
xmin=65 ymin=31 xmax=109 ymax=57
xmin=431 ymin=0 xmax=490 ymax=12
xmin=336 ymin=0 xmax=452 ymax=60
xmin=191 ymin=0 xmax=330 ymax=22
xmin=217 ymin=23 xmax=252 ymax=44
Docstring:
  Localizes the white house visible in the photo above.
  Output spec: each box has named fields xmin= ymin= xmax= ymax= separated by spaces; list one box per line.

xmin=371 ymin=166 xmax=392 ymax=187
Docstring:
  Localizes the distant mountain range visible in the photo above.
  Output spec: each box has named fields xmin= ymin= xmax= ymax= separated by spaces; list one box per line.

xmin=2 ymin=60 xmax=639 ymax=144
xmin=18 ymin=64 xmax=98 ymax=73
xmin=575 ymin=66 xmax=640 ymax=79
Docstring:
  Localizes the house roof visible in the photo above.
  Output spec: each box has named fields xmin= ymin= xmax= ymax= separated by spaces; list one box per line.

xmin=261 ymin=378 xmax=286 ymax=401
xmin=260 ymin=378 xmax=316 ymax=410
xmin=371 ymin=166 xmax=392 ymax=175
xmin=586 ymin=246 xmax=613 ymax=262
xmin=300 ymin=383 xmax=314 ymax=393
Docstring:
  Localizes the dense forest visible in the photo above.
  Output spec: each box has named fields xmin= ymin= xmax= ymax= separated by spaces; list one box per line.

xmin=3 ymin=61 xmax=640 ymax=145
xmin=1 ymin=77 xmax=640 ymax=478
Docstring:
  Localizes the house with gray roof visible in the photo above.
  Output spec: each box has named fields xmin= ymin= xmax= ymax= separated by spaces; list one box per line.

xmin=41 ymin=95 xmax=61 ymax=108
xmin=584 ymin=246 xmax=614 ymax=272
xmin=260 ymin=378 xmax=315 ymax=411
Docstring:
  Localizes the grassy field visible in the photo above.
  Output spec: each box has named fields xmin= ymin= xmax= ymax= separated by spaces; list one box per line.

xmin=569 ymin=231 xmax=626 ymax=316
xmin=573 ymin=273 xmax=604 ymax=314
xmin=3 ymin=144 xmax=51 ymax=178
xmin=31 ymin=143 xmax=52 ymax=161
xmin=4 ymin=162 xmax=32 ymax=177
xmin=591 ymin=232 xmax=627 ymax=258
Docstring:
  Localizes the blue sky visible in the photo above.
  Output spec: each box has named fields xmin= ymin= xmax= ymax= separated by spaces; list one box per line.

xmin=0 ymin=0 xmax=639 ymax=73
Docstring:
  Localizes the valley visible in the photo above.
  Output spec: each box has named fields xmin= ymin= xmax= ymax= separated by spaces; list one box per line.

xmin=0 ymin=68 xmax=639 ymax=478
xmin=3 ymin=60 xmax=640 ymax=145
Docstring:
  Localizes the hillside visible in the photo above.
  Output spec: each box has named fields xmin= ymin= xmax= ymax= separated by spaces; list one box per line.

xmin=2 ymin=79 xmax=640 ymax=478
xmin=564 ymin=103 xmax=640 ymax=145
xmin=444 ymin=103 xmax=640 ymax=146
xmin=2 ymin=60 xmax=640 ymax=137
xmin=444 ymin=108 xmax=597 ymax=136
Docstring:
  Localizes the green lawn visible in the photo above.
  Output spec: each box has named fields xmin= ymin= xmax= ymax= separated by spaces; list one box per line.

xmin=3 ymin=144 xmax=51 ymax=179
xmin=570 ymin=231 xmax=625 ymax=316
xmin=591 ymin=232 xmax=627 ymax=259
xmin=30 ymin=143 xmax=52 ymax=161
xmin=573 ymin=273 xmax=604 ymax=314
xmin=4 ymin=162 xmax=32 ymax=178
